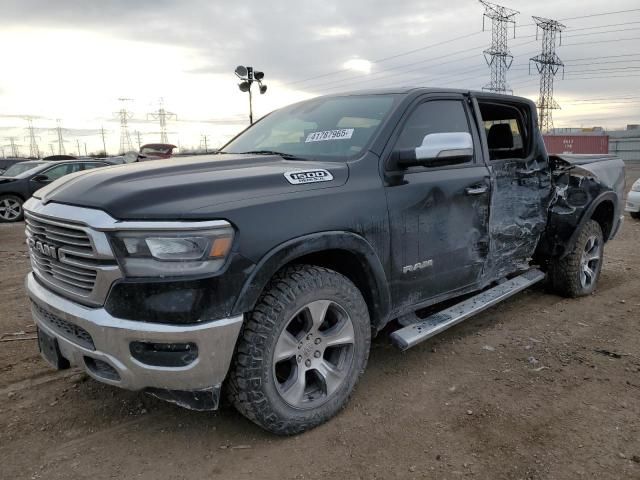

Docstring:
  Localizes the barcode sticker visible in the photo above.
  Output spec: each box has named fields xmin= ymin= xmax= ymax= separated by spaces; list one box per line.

xmin=305 ymin=129 xmax=354 ymax=143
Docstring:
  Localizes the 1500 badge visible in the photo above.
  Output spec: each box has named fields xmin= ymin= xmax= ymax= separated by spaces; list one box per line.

xmin=284 ymin=169 xmax=334 ymax=185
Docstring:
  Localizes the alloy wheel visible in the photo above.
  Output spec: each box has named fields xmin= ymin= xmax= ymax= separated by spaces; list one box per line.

xmin=273 ymin=299 xmax=355 ymax=409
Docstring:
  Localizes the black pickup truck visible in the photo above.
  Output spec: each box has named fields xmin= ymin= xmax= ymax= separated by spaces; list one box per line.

xmin=24 ymin=88 xmax=625 ymax=435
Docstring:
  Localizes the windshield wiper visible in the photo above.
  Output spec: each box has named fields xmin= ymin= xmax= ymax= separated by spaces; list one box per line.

xmin=240 ymin=150 xmax=307 ymax=160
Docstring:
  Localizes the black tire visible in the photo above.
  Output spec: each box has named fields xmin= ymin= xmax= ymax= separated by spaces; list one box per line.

xmin=630 ymin=211 xmax=640 ymax=220
xmin=0 ymin=194 xmax=24 ymax=223
xmin=548 ymin=220 xmax=604 ymax=298
xmin=227 ymin=265 xmax=371 ymax=435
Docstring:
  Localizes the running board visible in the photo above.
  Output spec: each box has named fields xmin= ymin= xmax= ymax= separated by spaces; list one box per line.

xmin=390 ymin=269 xmax=545 ymax=351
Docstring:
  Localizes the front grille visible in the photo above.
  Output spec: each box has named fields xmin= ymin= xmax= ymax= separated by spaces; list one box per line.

xmin=32 ymin=301 xmax=95 ymax=350
xmin=25 ymin=212 xmax=99 ymax=297
xmin=25 ymin=213 xmax=92 ymax=252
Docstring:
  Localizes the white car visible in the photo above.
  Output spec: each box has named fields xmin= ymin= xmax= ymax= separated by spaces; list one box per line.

xmin=626 ymin=178 xmax=640 ymax=219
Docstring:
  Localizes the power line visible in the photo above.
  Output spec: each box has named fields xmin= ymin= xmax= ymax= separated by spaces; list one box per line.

xmin=311 ymin=22 xmax=640 ymax=95
xmin=279 ymin=8 xmax=640 ymax=90
xmin=282 ymin=31 xmax=484 ymax=87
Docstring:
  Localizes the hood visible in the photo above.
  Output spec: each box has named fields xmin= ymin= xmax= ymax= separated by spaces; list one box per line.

xmin=0 ymin=177 xmax=18 ymax=185
xmin=37 ymin=154 xmax=348 ymax=220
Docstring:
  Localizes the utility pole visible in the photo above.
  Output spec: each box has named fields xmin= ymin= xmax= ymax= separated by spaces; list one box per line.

xmin=100 ymin=126 xmax=108 ymax=157
xmin=134 ymin=130 xmax=143 ymax=149
xmin=55 ymin=119 xmax=66 ymax=155
xmin=530 ymin=16 xmax=565 ymax=133
xmin=479 ymin=1 xmax=519 ymax=94
xmin=84 ymin=142 xmax=88 ymax=157
xmin=115 ymin=98 xmax=134 ymax=154
xmin=234 ymin=66 xmax=268 ymax=125
xmin=24 ymin=117 xmax=41 ymax=158
xmin=200 ymin=134 xmax=210 ymax=153
xmin=76 ymin=139 xmax=82 ymax=157
xmin=49 ymin=144 xmax=55 ymax=156
xmin=147 ymin=98 xmax=177 ymax=143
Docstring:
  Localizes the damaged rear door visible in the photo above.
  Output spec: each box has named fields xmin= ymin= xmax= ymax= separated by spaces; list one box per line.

xmin=472 ymin=96 xmax=552 ymax=279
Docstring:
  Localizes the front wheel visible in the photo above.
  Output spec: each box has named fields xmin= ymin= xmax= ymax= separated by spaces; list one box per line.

xmin=548 ymin=220 xmax=604 ymax=297
xmin=0 ymin=195 xmax=24 ymax=222
xmin=227 ymin=265 xmax=371 ymax=435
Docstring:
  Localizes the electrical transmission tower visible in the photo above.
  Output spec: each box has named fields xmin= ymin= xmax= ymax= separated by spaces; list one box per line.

xmin=530 ymin=16 xmax=565 ymax=133
xmin=100 ymin=126 xmax=108 ymax=156
xmin=116 ymin=98 xmax=134 ymax=154
xmin=479 ymin=1 xmax=519 ymax=94
xmin=55 ymin=119 xmax=66 ymax=155
xmin=147 ymin=98 xmax=177 ymax=144
xmin=6 ymin=137 xmax=20 ymax=157
xmin=25 ymin=118 xmax=41 ymax=158
xmin=134 ymin=131 xmax=143 ymax=149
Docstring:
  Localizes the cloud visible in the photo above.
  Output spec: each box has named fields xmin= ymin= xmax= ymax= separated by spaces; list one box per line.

xmin=0 ymin=0 xmax=638 ymax=151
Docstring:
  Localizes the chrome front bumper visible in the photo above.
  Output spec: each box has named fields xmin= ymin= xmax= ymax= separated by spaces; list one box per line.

xmin=26 ymin=273 xmax=243 ymax=395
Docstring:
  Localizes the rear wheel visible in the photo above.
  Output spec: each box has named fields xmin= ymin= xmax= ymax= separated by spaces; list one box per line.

xmin=548 ymin=220 xmax=604 ymax=297
xmin=228 ymin=265 xmax=371 ymax=435
xmin=0 ymin=195 xmax=24 ymax=222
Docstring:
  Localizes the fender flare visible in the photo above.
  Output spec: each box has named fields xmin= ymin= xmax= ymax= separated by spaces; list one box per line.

xmin=561 ymin=191 xmax=618 ymax=258
xmin=231 ymin=231 xmax=392 ymax=329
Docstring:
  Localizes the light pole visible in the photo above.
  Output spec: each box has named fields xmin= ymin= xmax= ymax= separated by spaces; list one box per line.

xmin=235 ymin=66 xmax=267 ymax=125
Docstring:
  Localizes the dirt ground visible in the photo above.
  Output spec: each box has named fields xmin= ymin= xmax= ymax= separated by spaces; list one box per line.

xmin=1 ymin=165 xmax=639 ymax=480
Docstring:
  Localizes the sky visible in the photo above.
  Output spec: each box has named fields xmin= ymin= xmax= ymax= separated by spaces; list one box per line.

xmin=1 ymin=0 xmax=639 ymax=156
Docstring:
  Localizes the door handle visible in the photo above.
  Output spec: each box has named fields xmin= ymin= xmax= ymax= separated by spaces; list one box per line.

xmin=465 ymin=185 xmax=488 ymax=195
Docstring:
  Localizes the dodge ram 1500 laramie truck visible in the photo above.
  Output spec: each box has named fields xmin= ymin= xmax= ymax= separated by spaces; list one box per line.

xmin=24 ymin=88 xmax=625 ymax=435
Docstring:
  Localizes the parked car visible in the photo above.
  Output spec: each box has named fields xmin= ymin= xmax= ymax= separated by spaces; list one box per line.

xmin=139 ymin=143 xmax=177 ymax=160
xmin=0 ymin=159 xmax=113 ymax=222
xmin=24 ymin=88 xmax=624 ymax=435
xmin=0 ymin=158 xmax=28 ymax=176
xmin=626 ymin=178 xmax=640 ymax=219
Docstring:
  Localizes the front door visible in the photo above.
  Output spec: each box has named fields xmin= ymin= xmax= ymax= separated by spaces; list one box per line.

xmin=384 ymin=97 xmax=491 ymax=311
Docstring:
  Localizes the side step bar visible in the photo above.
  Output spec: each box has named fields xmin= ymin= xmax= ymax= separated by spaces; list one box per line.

xmin=390 ymin=269 xmax=545 ymax=351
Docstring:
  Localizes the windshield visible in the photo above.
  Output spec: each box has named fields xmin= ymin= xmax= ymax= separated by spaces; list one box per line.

xmin=2 ymin=161 xmax=45 ymax=177
xmin=223 ymin=94 xmax=400 ymax=160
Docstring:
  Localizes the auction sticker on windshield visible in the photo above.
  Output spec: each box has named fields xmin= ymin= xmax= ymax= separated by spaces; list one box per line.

xmin=305 ymin=129 xmax=354 ymax=143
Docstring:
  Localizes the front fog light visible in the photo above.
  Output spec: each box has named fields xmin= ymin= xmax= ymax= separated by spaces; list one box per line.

xmin=110 ymin=227 xmax=234 ymax=277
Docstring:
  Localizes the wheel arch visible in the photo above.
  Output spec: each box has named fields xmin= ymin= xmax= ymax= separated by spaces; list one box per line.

xmin=231 ymin=231 xmax=392 ymax=331
xmin=561 ymin=192 xmax=617 ymax=259
xmin=0 ymin=192 xmax=27 ymax=201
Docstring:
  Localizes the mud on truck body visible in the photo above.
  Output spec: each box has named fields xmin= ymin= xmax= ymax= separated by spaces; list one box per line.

xmin=24 ymin=88 xmax=625 ymax=434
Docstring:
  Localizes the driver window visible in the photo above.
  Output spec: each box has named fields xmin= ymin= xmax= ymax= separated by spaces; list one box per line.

xmin=395 ymin=100 xmax=471 ymax=152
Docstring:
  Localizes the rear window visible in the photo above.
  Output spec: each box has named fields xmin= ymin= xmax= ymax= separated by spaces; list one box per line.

xmin=3 ymin=162 xmax=45 ymax=177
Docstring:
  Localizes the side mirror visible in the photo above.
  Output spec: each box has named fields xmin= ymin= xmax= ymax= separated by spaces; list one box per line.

xmin=31 ymin=174 xmax=49 ymax=183
xmin=392 ymin=132 xmax=474 ymax=169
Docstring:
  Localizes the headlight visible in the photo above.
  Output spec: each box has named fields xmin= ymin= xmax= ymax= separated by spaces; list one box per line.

xmin=632 ymin=180 xmax=640 ymax=192
xmin=110 ymin=226 xmax=234 ymax=277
